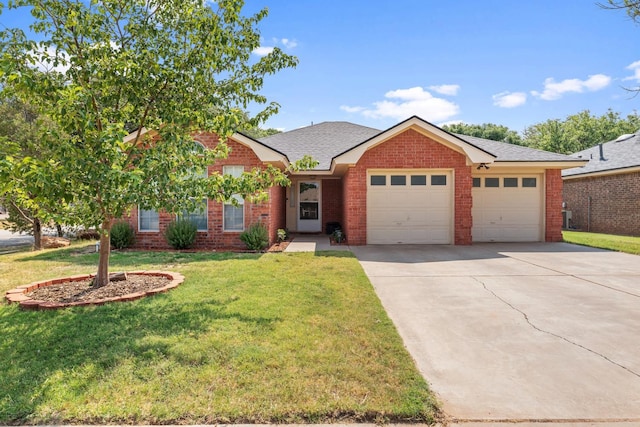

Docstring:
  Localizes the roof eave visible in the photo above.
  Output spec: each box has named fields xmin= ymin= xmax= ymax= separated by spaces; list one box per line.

xmin=493 ymin=160 xmax=589 ymax=169
xmin=231 ymin=132 xmax=290 ymax=167
xmin=562 ymin=165 xmax=640 ymax=179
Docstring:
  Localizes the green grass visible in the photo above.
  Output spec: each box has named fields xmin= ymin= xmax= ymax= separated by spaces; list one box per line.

xmin=563 ymin=231 xmax=640 ymax=255
xmin=0 ymin=243 xmax=439 ymax=424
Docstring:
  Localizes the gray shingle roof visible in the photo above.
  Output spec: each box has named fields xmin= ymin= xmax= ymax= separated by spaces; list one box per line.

xmin=259 ymin=121 xmax=380 ymax=170
xmin=455 ymin=134 xmax=582 ymax=162
xmin=259 ymin=121 xmax=582 ymax=170
xmin=562 ymin=133 xmax=640 ymax=177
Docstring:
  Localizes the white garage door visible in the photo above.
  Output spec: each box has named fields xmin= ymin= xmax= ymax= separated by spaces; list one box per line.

xmin=367 ymin=170 xmax=452 ymax=244
xmin=472 ymin=175 xmax=543 ymax=242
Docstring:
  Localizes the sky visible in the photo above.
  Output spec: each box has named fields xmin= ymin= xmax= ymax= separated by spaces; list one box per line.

xmin=241 ymin=0 xmax=640 ymax=133
xmin=2 ymin=0 xmax=639 ymax=134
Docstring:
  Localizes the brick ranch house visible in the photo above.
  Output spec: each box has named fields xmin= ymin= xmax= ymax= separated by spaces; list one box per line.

xmin=562 ymin=130 xmax=640 ymax=236
xmin=125 ymin=116 xmax=586 ymax=249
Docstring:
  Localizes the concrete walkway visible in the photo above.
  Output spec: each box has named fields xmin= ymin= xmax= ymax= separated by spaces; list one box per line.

xmin=284 ymin=234 xmax=350 ymax=253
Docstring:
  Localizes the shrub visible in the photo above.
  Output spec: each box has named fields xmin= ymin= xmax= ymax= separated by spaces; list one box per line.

xmin=164 ymin=219 xmax=197 ymax=249
xmin=110 ymin=221 xmax=135 ymax=249
xmin=277 ymin=228 xmax=288 ymax=242
xmin=240 ymin=222 xmax=269 ymax=251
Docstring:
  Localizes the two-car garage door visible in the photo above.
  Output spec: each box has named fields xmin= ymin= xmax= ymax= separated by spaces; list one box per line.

xmin=367 ymin=170 xmax=452 ymax=244
xmin=366 ymin=170 xmax=544 ymax=244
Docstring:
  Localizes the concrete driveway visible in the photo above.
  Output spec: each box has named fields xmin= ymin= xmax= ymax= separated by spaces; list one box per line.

xmin=352 ymin=243 xmax=640 ymax=423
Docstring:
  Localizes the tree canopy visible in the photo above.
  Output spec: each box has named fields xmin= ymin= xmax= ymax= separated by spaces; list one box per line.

xmin=442 ymin=122 xmax=524 ymax=145
xmin=0 ymin=0 xmax=309 ymax=286
xmin=523 ymin=109 xmax=640 ymax=154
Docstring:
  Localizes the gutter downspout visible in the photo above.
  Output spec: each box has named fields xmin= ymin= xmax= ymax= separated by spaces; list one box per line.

xmin=587 ymin=196 xmax=592 ymax=232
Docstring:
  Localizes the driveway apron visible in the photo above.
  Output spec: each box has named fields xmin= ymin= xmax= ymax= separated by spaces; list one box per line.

xmin=352 ymin=243 xmax=640 ymax=422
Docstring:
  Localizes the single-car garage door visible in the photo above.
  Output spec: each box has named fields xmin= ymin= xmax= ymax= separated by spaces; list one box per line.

xmin=472 ymin=175 xmax=543 ymax=242
xmin=367 ymin=170 xmax=452 ymax=244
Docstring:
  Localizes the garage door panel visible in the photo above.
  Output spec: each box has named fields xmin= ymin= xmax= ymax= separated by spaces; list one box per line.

xmin=472 ymin=175 xmax=542 ymax=243
xmin=368 ymin=171 xmax=452 ymax=244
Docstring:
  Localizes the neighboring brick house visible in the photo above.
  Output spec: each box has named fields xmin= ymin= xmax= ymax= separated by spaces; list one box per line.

xmin=125 ymin=116 xmax=585 ymax=249
xmin=562 ymin=131 xmax=640 ymax=236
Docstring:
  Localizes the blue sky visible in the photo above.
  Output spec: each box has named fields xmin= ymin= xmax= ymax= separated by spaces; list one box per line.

xmin=2 ymin=1 xmax=639 ymax=134
xmin=242 ymin=0 xmax=640 ymax=133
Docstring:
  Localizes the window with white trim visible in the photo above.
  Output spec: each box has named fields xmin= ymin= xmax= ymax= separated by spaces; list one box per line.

xmin=177 ymin=141 xmax=209 ymax=231
xmin=139 ymin=208 xmax=159 ymax=231
xmin=223 ymin=165 xmax=244 ymax=231
xmin=180 ymin=199 xmax=208 ymax=231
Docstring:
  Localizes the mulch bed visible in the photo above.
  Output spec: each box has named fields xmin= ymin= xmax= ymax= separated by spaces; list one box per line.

xmin=27 ymin=275 xmax=171 ymax=304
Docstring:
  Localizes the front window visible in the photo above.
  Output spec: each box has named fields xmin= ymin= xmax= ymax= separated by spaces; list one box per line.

xmin=139 ymin=208 xmax=159 ymax=231
xmin=180 ymin=199 xmax=208 ymax=231
xmin=223 ymin=166 xmax=244 ymax=231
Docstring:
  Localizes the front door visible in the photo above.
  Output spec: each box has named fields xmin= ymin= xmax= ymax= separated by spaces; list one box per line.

xmin=298 ymin=181 xmax=321 ymax=232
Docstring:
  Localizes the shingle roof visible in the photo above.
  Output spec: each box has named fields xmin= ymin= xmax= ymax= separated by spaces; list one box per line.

xmin=562 ymin=133 xmax=640 ymax=177
xmin=455 ymin=134 xmax=582 ymax=162
xmin=259 ymin=121 xmax=380 ymax=170
xmin=259 ymin=120 xmax=582 ymax=170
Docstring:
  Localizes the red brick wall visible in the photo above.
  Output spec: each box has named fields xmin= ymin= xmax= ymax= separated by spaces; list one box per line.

xmin=342 ymin=129 xmax=472 ymax=245
xmin=268 ymin=185 xmax=286 ymax=243
xmin=126 ymin=134 xmax=275 ymax=250
xmin=545 ymin=169 xmax=563 ymax=242
xmin=322 ymin=178 xmax=343 ymax=231
xmin=563 ymin=171 xmax=640 ymax=236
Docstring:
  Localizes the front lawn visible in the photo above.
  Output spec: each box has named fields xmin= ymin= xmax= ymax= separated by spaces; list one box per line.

xmin=0 ymin=245 xmax=439 ymax=424
xmin=563 ymin=231 xmax=640 ymax=255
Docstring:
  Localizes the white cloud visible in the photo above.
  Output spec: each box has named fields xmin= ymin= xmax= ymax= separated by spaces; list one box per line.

xmin=280 ymin=38 xmax=298 ymax=49
xmin=531 ymin=74 xmax=611 ymax=100
xmin=340 ymin=105 xmax=365 ymax=113
xmin=252 ymin=46 xmax=274 ymax=57
xmin=428 ymin=84 xmax=460 ymax=96
xmin=437 ymin=120 xmax=464 ymax=127
xmin=492 ymin=91 xmax=527 ymax=108
xmin=624 ymin=60 xmax=640 ymax=82
xmin=345 ymin=86 xmax=459 ymax=122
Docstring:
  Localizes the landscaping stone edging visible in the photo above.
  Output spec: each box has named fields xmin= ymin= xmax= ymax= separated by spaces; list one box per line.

xmin=4 ymin=271 xmax=184 ymax=310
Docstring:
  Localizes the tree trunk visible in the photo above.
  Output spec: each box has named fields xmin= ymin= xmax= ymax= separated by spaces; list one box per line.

xmin=56 ymin=223 xmax=64 ymax=237
xmin=33 ymin=217 xmax=43 ymax=250
xmin=93 ymin=220 xmax=112 ymax=288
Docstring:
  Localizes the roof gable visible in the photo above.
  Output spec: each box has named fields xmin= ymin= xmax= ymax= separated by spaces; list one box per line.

xmin=333 ymin=116 xmax=496 ymax=167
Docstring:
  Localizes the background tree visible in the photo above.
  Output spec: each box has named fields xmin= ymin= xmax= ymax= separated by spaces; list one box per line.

xmin=442 ymin=122 xmax=524 ymax=145
xmin=237 ymin=111 xmax=282 ymax=139
xmin=0 ymin=0 xmax=309 ymax=286
xmin=0 ymin=96 xmax=72 ymax=249
xmin=522 ymin=109 xmax=640 ymax=154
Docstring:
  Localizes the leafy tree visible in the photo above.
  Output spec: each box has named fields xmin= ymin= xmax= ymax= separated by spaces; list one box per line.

xmin=523 ymin=109 xmax=640 ymax=154
xmin=0 ymin=97 xmax=71 ymax=249
xmin=442 ymin=122 xmax=524 ymax=145
xmin=0 ymin=0 xmax=311 ymax=286
xmin=241 ymin=126 xmax=282 ymax=139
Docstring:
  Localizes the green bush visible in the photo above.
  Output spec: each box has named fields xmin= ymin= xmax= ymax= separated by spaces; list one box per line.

xmin=110 ymin=221 xmax=135 ymax=249
xmin=277 ymin=228 xmax=288 ymax=242
xmin=240 ymin=222 xmax=269 ymax=251
xmin=164 ymin=219 xmax=197 ymax=249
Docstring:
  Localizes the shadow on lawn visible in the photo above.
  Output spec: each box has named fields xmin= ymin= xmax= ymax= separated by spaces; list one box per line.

xmin=0 ymin=292 xmax=280 ymax=423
